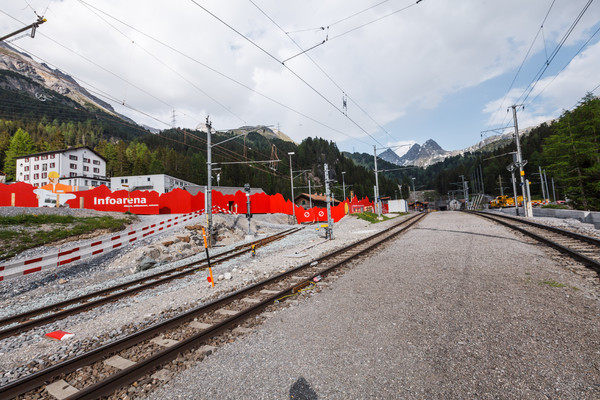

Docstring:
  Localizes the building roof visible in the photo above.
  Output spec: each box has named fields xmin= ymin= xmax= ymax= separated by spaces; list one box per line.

xmin=185 ymin=185 xmax=266 ymax=196
xmin=15 ymin=146 xmax=107 ymax=163
xmin=294 ymin=192 xmax=341 ymax=204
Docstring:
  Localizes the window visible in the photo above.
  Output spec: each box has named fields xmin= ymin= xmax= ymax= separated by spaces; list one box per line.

xmin=25 ymin=157 xmax=29 ymax=162
xmin=42 ymin=181 xmax=47 ymax=186
xmin=83 ymin=166 xmax=89 ymax=172
xmin=24 ymin=166 xmax=29 ymax=171
xmin=69 ymin=155 xmax=78 ymax=160
xmin=34 ymin=173 xmax=39 ymax=179
xmin=70 ymin=163 xmax=77 ymax=169
xmin=84 ymin=180 xmax=89 ymax=186
xmin=92 ymin=181 xmax=98 ymax=187
xmin=93 ymin=160 xmax=100 ymax=165
xmin=34 ymin=165 xmax=39 ymax=170
xmin=93 ymin=167 xmax=99 ymax=173
xmin=121 ymin=178 xmax=128 ymax=184
xmin=84 ymin=158 xmax=90 ymax=163
xmin=42 ymin=172 xmax=47 ymax=179
xmin=42 ymin=164 xmax=48 ymax=171
xmin=50 ymin=162 xmax=55 ymax=168
xmin=50 ymin=154 xmax=55 ymax=159
xmin=70 ymin=172 xmax=77 ymax=177
xmin=147 ymin=177 xmax=151 ymax=182
xmin=35 ymin=156 xmax=39 ymax=161
xmin=42 ymin=155 xmax=48 ymax=160
xmin=24 ymin=174 xmax=29 ymax=180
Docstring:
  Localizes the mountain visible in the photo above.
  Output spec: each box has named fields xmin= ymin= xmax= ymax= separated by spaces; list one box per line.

xmin=377 ymin=148 xmax=404 ymax=165
xmin=0 ymin=42 xmax=131 ymax=120
xmin=378 ymin=139 xmax=451 ymax=167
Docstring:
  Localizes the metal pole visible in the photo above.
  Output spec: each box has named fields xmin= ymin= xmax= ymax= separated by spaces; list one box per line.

xmin=342 ymin=171 xmax=346 ymax=201
xmin=510 ymin=169 xmax=519 ymax=216
xmin=538 ymin=166 xmax=546 ymax=200
xmin=206 ymin=116 xmax=213 ymax=247
xmin=552 ymin=177 xmax=557 ymax=203
xmin=324 ymin=163 xmax=333 ymax=240
xmin=499 ymin=175 xmax=504 ymax=196
xmin=479 ymin=164 xmax=485 ymax=194
xmin=308 ymin=179 xmax=312 ymax=209
xmin=373 ymin=146 xmax=381 ymax=218
xmin=543 ymin=169 xmax=550 ymax=201
xmin=288 ymin=152 xmax=295 ymax=224
xmin=511 ymin=105 xmax=530 ymax=217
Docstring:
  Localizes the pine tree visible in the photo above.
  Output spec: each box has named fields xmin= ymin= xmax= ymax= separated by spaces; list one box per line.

xmin=3 ymin=128 xmax=35 ymax=181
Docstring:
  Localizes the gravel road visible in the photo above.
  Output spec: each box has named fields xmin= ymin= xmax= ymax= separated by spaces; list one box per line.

xmin=147 ymin=211 xmax=600 ymax=400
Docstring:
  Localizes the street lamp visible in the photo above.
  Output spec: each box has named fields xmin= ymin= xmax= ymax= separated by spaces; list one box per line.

xmin=288 ymin=152 xmax=295 ymax=223
xmin=341 ymin=171 xmax=346 ymax=200
xmin=411 ymin=177 xmax=416 ymax=203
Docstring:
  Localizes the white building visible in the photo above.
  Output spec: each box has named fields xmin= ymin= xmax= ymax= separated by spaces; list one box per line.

xmin=15 ymin=146 xmax=109 ymax=190
xmin=110 ymin=174 xmax=196 ymax=194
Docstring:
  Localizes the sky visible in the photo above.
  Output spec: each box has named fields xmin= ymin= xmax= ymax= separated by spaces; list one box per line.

xmin=1 ymin=0 xmax=600 ymax=157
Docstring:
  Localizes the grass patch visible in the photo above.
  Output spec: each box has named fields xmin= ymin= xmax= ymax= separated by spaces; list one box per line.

xmin=0 ymin=215 xmax=133 ymax=261
xmin=353 ymin=211 xmax=405 ymax=223
xmin=540 ymin=279 xmax=579 ymax=291
xmin=541 ymin=204 xmax=569 ymax=209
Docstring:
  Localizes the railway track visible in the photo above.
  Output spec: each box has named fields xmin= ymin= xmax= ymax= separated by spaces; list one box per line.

xmin=0 ymin=212 xmax=425 ymax=400
xmin=473 ymin=211 xmax=600 ymax=273
xmin=0 ymin=227 xmax=300 ymax=341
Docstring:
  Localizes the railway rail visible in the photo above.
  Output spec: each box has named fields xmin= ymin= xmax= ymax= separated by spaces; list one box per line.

xmin=0 ymin=212 xmax=425 ymax=400
xmin=473 ymin=211 xmax=600 ymax=273
xmin=0 ymin=227 xmax=300 ymax=341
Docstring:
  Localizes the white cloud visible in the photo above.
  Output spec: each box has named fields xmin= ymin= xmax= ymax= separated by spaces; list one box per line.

xmin=2 ymin=0 xmax=600 ymax=152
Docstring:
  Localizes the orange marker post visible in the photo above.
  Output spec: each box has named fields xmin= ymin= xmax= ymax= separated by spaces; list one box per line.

xmin=201 ymin=228 xmax=215 ymax=287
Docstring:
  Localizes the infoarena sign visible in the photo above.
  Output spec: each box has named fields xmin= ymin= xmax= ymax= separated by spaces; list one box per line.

xmin=93 ymin=196 xmax=148 ymax=205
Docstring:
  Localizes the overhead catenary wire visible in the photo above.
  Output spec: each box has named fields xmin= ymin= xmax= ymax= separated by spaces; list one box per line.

xmin=249 ymin=0 xmax=399 ymax=146
xmin=189 ymin=0 xmax=384 ymax=148
xmin=76 ymin=0 xmax=247 ymax=125
xmin=69 ymin=1 xmax=363 ymax=146
xmin=517 ymin=0 xmax=595 ymax=106
xmin=487 ymin=0 xmax=557 ymax=130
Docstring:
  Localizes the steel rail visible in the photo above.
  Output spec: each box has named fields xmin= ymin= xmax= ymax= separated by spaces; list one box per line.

xmin=472 ymin=211 xmax=600 ymax=273
xmin=0 ymin=213 xmax=425 ymax=399
xmin=0 ymin=228 xmax=299 ymax=340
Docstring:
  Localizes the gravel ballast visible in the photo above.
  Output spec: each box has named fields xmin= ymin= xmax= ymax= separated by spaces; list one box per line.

xmin=147 ymin=211 xmax=600 ymax=400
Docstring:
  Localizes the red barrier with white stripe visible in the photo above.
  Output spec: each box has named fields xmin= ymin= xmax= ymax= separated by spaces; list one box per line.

xmin=0 ymin=210 xmax=206 ymax=281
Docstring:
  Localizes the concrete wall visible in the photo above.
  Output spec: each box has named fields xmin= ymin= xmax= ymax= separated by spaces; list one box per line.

xmin=388 ymin=199 xmax=408 ymax=213
xmin=494 ymin=207 xmax=600 ymax=229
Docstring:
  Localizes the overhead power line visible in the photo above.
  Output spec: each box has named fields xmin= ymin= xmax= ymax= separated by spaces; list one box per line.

xmin=71 ymin=1 xmax=365 ymax=145
xmin=189 ymin=0 xmax=385 ymax=147
xmin=249 ymin=0 xmax=399 ymax=145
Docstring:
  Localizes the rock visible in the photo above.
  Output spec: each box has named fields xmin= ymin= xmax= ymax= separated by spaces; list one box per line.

xmin=224 ymin=272 xmax=232 ymax=280
xmin=147 ymin=248 xmax=161 ymax=259
xmin=58 ymin=278 xmax=68 ymax=284
xmin=218 ymin=274 xmax=224 ymax=281
xmin=162 ymin=240 xmax=174 ymax=247
xmin=136 ymin=257 xmax=157 ymax=272
xmin=177 ymin=235 xmax=191 ymax=243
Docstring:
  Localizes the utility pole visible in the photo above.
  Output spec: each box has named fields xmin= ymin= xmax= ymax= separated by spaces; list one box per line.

xmin=288 ymin=152 xmax=295 ymax=224
xmin=342 ymin=171 xmax=346 ymax=201
xmin=538 ymin=166 xmax=546 ymax=200
xmin=506 ymin=163 xmax=519 ymax=216
xmin=498 ymin=175 xmax=504 ymax=196
xmin=206 ymin=116 xmax=213 ymax=247
xmin=373 ymin=146 xmax=381 ymax=218
xmin=324 ymin=163 xmax=334 ymax=240
xmin=510 ymin=105 xmax=531 ymax=217
xmin=543 ymin=169 xmax=550 ymax=201
xmin=0 ymin=16 xmax=46 ymax=42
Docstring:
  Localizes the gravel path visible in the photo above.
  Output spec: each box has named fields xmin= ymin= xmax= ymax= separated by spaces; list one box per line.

xmin=0 ymin=211 xmax=401 ymax=386
xmin=147 ymin=211 xmax=600 ymax=400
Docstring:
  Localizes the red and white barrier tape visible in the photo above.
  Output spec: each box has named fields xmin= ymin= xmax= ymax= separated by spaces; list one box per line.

xmin=0 ymin=210 xmax=205 ymax=281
